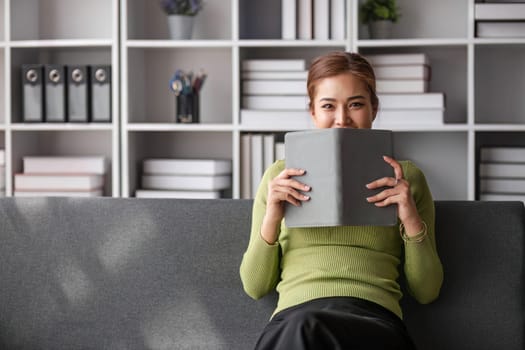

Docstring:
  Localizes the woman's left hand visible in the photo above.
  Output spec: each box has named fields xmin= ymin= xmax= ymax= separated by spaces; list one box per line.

xmin=365 ymin=155 xmax=424 ymax=236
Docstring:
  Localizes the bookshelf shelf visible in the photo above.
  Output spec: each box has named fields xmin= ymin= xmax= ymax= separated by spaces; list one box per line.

xmin=0 ymin=0 xmax=522 ymax=202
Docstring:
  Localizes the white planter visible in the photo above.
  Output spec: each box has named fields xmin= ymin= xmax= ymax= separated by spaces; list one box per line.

xmin=167 ymin=15 xmax=195 ymax=40
xmin=368 ymin=20 xmax=393 ymax=39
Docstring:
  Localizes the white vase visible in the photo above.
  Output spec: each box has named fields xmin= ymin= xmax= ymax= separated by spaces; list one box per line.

xmin=167 ymin=15 xmax=195 ymax=40
xmin=368 ymin=20 xmax=393 ymax=39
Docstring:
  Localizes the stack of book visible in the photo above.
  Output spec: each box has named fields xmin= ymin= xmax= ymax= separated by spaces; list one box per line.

xmin=475 ymin=2 xmax=525 ymax=38
xmin=0 ymin=150 xmax=5 ymax=196
xmin=241 ymin=59 xmax=314 ymax=130
xmin=282 ymin=0 xmax=347 ymax=40
xmin=241 ymin=134 xmax=285 ymax=199
xmin=14 ymin=156 xmax=107 ymax=197
xmin=136 ymin=159 xmax=232 ymax=198
xmin=479 ymin=146 xmax=525 ymax=203
xmin=366 ymin=53 xmax=446 ymax=128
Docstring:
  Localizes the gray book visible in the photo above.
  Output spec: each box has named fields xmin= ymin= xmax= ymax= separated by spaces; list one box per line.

xmin=284 ymin=128 xmax=397 ymax=227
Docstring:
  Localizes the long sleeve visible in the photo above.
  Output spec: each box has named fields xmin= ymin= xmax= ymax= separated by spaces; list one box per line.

xmin=239 ymin=161 xmax=285 ymax=300
xmin=402 ymin=161 xmax=444 ymax=304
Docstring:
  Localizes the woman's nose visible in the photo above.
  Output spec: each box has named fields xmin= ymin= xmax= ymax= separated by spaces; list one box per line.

xmin=335 ymin=109 xmax=351 ymax=127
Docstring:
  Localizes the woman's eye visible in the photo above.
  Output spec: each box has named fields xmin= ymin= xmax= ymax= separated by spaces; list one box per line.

xmin=348 ymin=102 xmax=363 ymax=109
xmin=321 ymin=103 xmax=334 ymax=109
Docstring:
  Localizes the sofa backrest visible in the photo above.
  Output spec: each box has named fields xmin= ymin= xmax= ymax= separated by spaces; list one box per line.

xmin=0 ymin=198 xmax=275 ymax=350
xmin=0 ymin=198 xmax=523 ymax=350
xmin=402 ymin=201 xmax=525 ymax=350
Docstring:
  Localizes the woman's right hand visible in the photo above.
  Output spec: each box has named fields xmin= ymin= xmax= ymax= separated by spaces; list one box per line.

xmin=260 ymin=168 xmax=310 ymax=244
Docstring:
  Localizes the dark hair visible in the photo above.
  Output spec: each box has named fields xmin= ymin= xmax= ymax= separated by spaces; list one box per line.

xmin=307 ymin=51 xmax=378 ymax=112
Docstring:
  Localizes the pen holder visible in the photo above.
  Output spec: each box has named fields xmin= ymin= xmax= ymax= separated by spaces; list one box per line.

xmin=176 ymin=92 xmax=199 ymax=123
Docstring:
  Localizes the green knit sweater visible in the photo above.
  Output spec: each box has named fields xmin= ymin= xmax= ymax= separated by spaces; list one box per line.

xmin=240 ymin=159 xmax=443 ymax=319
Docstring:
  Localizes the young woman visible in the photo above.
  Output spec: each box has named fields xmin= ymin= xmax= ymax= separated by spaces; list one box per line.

xmin=240 ymin=51 xmax=443 ymax=349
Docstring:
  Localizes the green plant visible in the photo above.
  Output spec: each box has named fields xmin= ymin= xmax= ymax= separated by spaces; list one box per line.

xmin=159 ymin=0 xmax=203 ymax=16
xmin=360 ymin=0 xmax=400 ymax=24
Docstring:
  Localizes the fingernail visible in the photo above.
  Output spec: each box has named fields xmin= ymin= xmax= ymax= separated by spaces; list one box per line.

xmin=303 ymin=195 xmax=310 ymax=200
xmin=304 ymin=185 xmax=310 ymax=190
xmin=365 ymin=183 xmax=371 ymax=188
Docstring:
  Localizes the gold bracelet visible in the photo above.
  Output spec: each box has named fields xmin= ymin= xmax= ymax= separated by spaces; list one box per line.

xmin=399 ymin=221 xmax=428 ymax=243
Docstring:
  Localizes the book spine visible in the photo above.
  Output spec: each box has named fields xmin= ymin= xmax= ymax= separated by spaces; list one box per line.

xmin=480 ymin=147 xmax=525 ymax=163
xmin=330 ymin=0 xmax=346 ymax=40
xmin=365 ymin=54 xmax=429 ymax=66
xmin=282 ymin=0 xmax=297 ymax=39
xmin=376 ymin=80 xmax=428 ymax=94
xmin=297 ymin=0 xmax=313 ymax=40
xmin=241 ymin=134 xmax=252 ymax=199
xmin=242 ymin=96 xmax=309 ymax=110
xmin=475 ymin=3 xmax=525 ymax=20
xmin=242 ymin=80 xmax=306 ymax=95
xmin=313 ymin=0 xmax=329 ymax=40
xmin=242 ymin=59 xmax=306 ymax=71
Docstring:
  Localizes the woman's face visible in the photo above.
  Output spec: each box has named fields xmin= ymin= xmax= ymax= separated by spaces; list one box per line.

xmin=310 ymin=72 xmax=376 ymax=129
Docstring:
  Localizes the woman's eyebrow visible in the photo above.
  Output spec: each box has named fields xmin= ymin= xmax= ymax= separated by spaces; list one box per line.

xmin=318 ymin=95 xmax=366 ymax=102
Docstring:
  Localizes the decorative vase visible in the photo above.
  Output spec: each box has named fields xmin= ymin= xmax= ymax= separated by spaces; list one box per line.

xmin=368 ymin=20 xmax=393 ymax=39
xmin=167 ymin=15 xmax=195 ymax=40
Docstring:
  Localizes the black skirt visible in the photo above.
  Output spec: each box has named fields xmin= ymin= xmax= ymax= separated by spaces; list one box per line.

xmin=254 ymin=296 xmax=417 ymax=350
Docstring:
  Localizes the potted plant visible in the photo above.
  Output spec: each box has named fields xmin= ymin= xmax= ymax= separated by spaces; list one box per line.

xmin=159 ymin=0 xmax=204 ymax=40
xmin=360 ymin=0 xmax=400 ymax=39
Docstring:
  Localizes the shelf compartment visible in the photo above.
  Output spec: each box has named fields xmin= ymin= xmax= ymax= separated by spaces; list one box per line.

xmin=358 ymin=45 xmax=468 ymax=125
xmin=11 ymin=130 xmax=115 ymax=196
xmin=125 ymin=47 xmax=232 ymax=124
xmin=475 ymin=45 xmax=525 ymax=124
xmin=125 ymin=131 xmax=233 ymax=198
xmin=125 ymin=0 xmax=231 ymax=41
xmin=393 ymin=131 xmax=468 ymax=200
xmin=358 ymin=0 xmax=468 ymax=40
xmin=475 ymin=131 xmax=525 ymax=200
xmin=10 ymin=46 xmax=113 ymax=124
xmin=10 ymin=0 xmax=116 ymax=41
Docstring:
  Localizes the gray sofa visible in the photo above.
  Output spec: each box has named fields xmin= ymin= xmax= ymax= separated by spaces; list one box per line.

xmin=0 ymin=198 xmax=523 ymax=350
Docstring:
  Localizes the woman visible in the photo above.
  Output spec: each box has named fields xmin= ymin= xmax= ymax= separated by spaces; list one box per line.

xmin=239 ymin=51 xmax=443 ymax=349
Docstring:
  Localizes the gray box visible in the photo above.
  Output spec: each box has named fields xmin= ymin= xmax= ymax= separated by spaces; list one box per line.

xmin=91 ymin=65 xmax=111 ymax=122
xmin=44 ymin=64 xmax=67 ymax=122
xmin=67 ymin=65 xmax=91 ymax=122
xmin=22 ymin=64 xmax=45 ymax=122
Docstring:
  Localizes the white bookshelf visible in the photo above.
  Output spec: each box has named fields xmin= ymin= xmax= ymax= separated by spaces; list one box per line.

xmin=1 ymin=0 xmax=523 ymax=201
xmin=1 ymin=0 xmax=120 ymax=197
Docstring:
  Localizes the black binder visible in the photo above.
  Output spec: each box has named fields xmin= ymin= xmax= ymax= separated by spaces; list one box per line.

xmin=22 ymin=64 xmax=45 ymax=123
xmin=91 ymin=65 xmax=111 ymax=122
xmin=44 ymin=64 xmax=67 ymax=122
xmin=67 ymin=65 xmax=91 ymax=122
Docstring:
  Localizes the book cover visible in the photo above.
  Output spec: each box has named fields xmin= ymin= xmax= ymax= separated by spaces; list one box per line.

xmin=480 ymin=178 xmax=525 ymax=194
xmin=142 ymin=175 xmax=231 ymax=191
xmin=242 ymin=80 xmax=306 ymax=95
xmin=240 ymin=109 xmax=314 ymax=129
xmin=313 ymin=0 xmax=329 ymax=40
xmin=479 ymin=162 xmax=525 ymax=178
xmin=373 ymin=65 xmax=430 ymax=80
xmin=242 ymin=59 xmax=306 ymax=71
xmin=23 ymin=156 xmax=108 ymax=175
xmin=284 ymin=128 xmax=397 ymax=227
xmin=330 ymin=0 xmax=346 ymax=40
xmin=250 ymin=134 xmax=264 ymax=198
xmin=373 ymin=109 xmax=444 ymax=127
xmin=376 ymin=80 xmax=428 ymax=94
xmin=365 ymin=53 xmax=429 ymax=66
xmin=282 ymin=0 xmax=296 ymax=39
xmin=241 ymin=134 xmax=252 ymax=199
xmin=14 ymin=174 xmax=104 ymax=191
xmin=378 ymin=93 xmax=445 ymax=109
xmin=480 ymin=147 xmax=525 ymax=163
xmin=242 ymin=71 xmax=308 ymax=80
xmin=264 ymin=134 xmax=276 ymax=170
xmin=242 ymin=96 xmax=308 ymax=110
xmin=480 ymin=193 xmax=525 ymax=202
xmin=476 ymin=21 xmax=525 ymax=38
xmin=142 ymin=159 xmax=232 ymax=175
xmin=0 ymin=149 xmax=4 ymax=166
xmin=275 ymin=142 xmax=285 ymax=160
xmin=475 ymin=3 xmax=525 ymax=20
xmin=14 ymin=189 xmax=103 ymax=197
xmin=135 ymin=189 xmax=221 ymax=199
xmin=297 ymin=0 xmax=313 ymax=40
